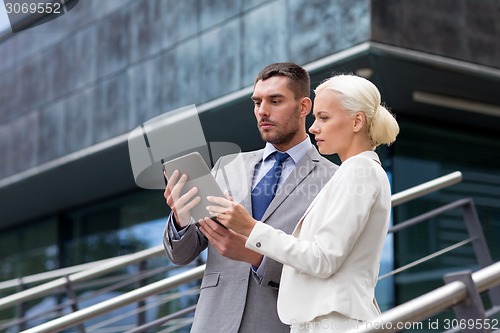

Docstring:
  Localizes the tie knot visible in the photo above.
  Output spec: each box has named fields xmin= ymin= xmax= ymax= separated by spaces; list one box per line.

xmin=273 ymin=152 xmax=289 ymax=165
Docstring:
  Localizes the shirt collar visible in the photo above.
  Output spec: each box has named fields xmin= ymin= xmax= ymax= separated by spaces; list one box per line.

xmin=262 ymin=136 xmax=313 ymax=164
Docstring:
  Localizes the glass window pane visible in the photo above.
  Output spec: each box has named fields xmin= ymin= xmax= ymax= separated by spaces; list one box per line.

xmin=392 ymin=118 xmax=500 ymax=306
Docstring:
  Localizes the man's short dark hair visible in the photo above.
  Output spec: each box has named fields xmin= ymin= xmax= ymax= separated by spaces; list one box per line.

xmin=254 ymin=62 xmax=310 ymax=99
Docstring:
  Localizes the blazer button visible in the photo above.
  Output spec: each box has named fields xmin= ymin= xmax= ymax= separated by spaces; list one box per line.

xmin=256 ymin=242 xmax=261 ymax=248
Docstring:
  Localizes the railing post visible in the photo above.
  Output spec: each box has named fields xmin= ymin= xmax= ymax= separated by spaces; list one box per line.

xmin=16 ymin=277 xmax=27 ymax=332
xmin=443 ymin=271 xmax=489 ymax=333
xmin=136 ymin=260 xmax=147 ymax=328
xmin=65 ymin=276 xmax=86 ymax=333
xmin=461 ymin=200 xmax=500 ymax=306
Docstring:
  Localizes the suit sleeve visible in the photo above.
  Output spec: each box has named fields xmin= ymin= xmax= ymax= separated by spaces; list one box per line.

xmin=163 ymin=212 xmax=208 ymax=265
xmin=257 ymin=255 xmax=284 ymax=289
xmin=245 ymin=157 xmax=380 ymax=278
xmin=162 ymin=155 xmax=228 ymax=265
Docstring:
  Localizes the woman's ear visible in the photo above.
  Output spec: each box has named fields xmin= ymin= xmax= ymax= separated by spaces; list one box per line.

xmin=353 ymin=112 xmax=366 ymax=132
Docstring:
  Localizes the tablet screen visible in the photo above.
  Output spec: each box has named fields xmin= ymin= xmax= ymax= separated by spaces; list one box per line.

xmin=163 ymin=152 xmax=225 ymax=224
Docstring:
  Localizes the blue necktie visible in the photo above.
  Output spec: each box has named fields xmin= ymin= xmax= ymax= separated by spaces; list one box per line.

xmin=251 ymin=152 xmax=290 ymax=220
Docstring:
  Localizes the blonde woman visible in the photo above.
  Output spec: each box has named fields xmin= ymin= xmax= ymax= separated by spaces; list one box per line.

xmin=205 ymin=74 xmax=399 ymax=332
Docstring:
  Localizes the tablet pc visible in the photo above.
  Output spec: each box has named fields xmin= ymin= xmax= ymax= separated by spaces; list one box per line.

xmin=163 ymin=152 xmax=225 ymax=225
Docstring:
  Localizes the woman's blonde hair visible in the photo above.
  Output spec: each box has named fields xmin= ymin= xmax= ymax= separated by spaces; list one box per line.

xmin=315 ymin=74 xmax=399 ymax=148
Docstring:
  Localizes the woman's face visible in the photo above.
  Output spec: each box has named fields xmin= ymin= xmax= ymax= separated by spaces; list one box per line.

xmin=309 ymin=90 xmax=355 ymax=157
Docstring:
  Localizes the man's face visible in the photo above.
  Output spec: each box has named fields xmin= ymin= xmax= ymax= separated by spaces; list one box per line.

xmin=252 ymin=76 xmax=303 ymax=147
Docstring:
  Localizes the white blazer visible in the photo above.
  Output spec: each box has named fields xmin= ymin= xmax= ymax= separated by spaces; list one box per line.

xmin=246 ymin=151 xmax=391 ymax=324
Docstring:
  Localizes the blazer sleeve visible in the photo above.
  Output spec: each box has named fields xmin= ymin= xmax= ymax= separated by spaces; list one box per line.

xmin=163 ymin=154 xmax=230 ymax=265
xmin=253 ymin=254 xmax=283 ymax=289
xmin=163 ymin=213 xmax=208 ymax=265
xmin=246 ymin=157 xmax=380 ymax=278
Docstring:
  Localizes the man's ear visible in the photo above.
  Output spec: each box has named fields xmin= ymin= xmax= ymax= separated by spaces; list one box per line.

xmin=353 ymin=112 xmax=367 ymax=132
xmin=300 ymin=97 xmax=312 ymax=117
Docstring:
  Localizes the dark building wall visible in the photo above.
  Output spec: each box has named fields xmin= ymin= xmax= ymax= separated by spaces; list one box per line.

xmin=0 ymin=0 xmax=371 ymax=181
xmin=371 ymin=0 xmax=500 ymax=69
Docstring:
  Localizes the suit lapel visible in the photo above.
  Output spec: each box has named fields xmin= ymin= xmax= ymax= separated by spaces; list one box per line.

xmin=242 ymin=150 xmax=263 ymax=212
xmin=215 ymin=150 xmax=262 ymax=213
xmin=260 ymin=147 xmax=320 ymax=222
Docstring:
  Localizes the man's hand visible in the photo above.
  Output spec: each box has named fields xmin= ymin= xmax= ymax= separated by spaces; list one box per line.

xmin=199 ymin=218 xmax=263 ymax=267
xmin=164 ymin=170 xmax=201 ymax=228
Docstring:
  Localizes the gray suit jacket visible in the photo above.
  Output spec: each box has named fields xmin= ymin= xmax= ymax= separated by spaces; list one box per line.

xmin=163 ymin=146 xmax=337 ymax=332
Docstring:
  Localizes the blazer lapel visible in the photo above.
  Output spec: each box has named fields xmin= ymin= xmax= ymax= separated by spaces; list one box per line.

xmin=215 ymin=150 xmax=262 ymax=213
xmin=242 ymin=150 xmax=263 ymax=212
xmin=260 ymin=147 xmax=320 ymax=222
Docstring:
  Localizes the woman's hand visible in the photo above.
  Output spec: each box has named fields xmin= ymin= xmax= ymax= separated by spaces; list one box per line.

xmin=206 ymin=196 xmax=257 ymax=236
xmin=197 ymin=218 xmax=263 ymax=266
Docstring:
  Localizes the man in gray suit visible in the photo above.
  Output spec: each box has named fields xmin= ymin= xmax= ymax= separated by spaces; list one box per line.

xmin=163 ymin=62 xmax=337 ymax=332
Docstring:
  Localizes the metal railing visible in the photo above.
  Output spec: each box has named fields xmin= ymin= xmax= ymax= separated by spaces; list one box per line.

xmin=0 ymin=250 xmax=196 ymax=333
xmin=362 ymin=195 xmax=500 ymax=332
xmin=346 ymin=262 xmax=500 ymax=333
xmin=379 ymin=197 xmax=499 ymax=286
xmin=390 ymin=171 xmax=462 ymax=207
xmin=0 ymin=257 xmax=124 ymax=293
xmin=19 ymin=265 xmax=206 ymax=333
xmin=0 ymin=246 xmax=165 ymax=311
xmin=2 ymin=171 xmax=462 ymax=332
xmin=5 ymin=170 xmax=496 ymax=333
